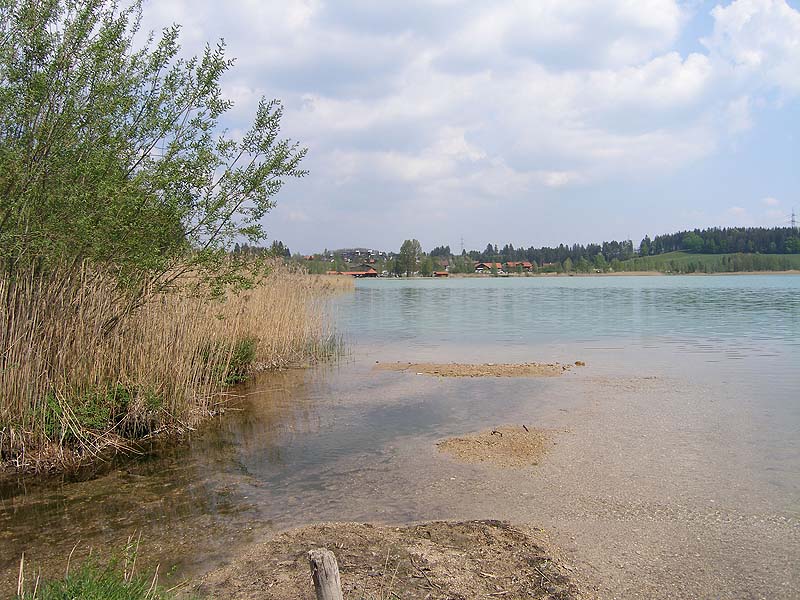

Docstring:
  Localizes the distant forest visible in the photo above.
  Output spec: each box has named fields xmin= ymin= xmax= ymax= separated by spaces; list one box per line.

xmin=298 ymin=226 xmax=800 ymax=275
xmin=458 ymin=227 xmax=800 ymax=265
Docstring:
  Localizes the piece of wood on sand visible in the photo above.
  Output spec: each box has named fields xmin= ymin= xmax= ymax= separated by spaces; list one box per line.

xmin=308 ymin=548 xmax=343 ymax=600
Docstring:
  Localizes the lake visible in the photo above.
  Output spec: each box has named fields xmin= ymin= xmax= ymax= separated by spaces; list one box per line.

xmin=1 ymin=275 xmax=798 ymax=598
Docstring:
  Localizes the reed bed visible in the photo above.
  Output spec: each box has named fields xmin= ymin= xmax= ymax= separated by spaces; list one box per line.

xmin=0 ymin=262 xmax=352 ymax=473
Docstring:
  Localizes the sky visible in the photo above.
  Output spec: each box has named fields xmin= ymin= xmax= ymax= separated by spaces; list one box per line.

xmin=141 ymin=0 xmax=800 ymax=253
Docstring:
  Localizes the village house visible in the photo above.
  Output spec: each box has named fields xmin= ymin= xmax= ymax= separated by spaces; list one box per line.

xmin=505 ymin=261 xmax=533 ymax=272
xmin=474 ymin=262 xmax=503 ymax=273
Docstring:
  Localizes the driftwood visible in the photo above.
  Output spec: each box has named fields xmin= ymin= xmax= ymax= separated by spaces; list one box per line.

xmin=308 ymin=548 xmax=343 ymax=600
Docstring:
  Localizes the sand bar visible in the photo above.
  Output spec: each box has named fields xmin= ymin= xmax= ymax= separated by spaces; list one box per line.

xmin=375 ymin=361 xmax=582 ymax=377
xmin=437 ymin=425 xmax=552 ymax=467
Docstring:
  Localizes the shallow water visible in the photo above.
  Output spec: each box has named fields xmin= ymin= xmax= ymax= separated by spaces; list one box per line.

xmin=2 ymin=275 xmax=799 ymax=596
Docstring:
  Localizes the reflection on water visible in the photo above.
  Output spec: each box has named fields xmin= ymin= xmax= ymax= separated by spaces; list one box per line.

xmin=0 ymin=369 xmax=333 ymax=586
xmin=1 ymin=275 xmax=799 ymax=591
xmin=339 ymin=276 xmax=800 ymax=361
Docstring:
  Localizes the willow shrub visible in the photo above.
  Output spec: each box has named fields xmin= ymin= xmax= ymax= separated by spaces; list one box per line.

xmin=1 ymin=0 xmax=306 ymax=296
xmin=0 ymin=1 xmax=323 ymax=471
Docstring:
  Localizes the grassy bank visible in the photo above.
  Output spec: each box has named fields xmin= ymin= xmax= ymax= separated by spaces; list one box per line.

xmin=0 ymin=263 xmax=351 ymax=475
xmin=15 ymin=543 xmax=181 ymax=600
xmin=617 ymin=251 xmax=800 ymax=274
xmin=16 ymin=561 xmax=175 ymax=600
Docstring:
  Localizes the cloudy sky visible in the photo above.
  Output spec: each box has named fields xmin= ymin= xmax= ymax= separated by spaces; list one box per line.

xmin=142 ymin=0 xmax=800 ymax=253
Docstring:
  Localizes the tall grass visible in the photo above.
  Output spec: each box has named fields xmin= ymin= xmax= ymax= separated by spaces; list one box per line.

xmin=0 ymin=261 xmax=351 ymax=473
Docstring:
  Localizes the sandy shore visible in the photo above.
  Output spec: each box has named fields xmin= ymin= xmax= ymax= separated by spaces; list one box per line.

xmin=190 ymin=520 xmax=584 ymax=600
xmin=375 ymin=361 xmax=581 ymax=377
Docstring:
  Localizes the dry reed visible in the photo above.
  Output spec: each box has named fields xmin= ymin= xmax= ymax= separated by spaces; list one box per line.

xmin=0 ymin=261 xmax=352 ymax=473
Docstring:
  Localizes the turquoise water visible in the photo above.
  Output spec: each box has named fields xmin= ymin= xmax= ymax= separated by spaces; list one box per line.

xmin=2 ymin=274 xmax=799 ymax=593
xmin=341 ymin=275 xmax=800 ymax=452
xmin=340 ymin=275 xmax=800 ymax=359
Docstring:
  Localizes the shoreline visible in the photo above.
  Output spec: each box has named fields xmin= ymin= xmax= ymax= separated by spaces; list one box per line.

xmin=0 ymin=364 xmax=315 ymax=487
xmin=180 ymin=360 xmax=799 ymax=599
xmin=382 ymin=269 xmax=800 ymax=279
xmin=4 ymin=355 xmax=798 ymax=598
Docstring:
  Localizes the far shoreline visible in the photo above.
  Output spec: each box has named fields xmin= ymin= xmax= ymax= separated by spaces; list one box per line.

xmin=374 ymin=269 xmax=800 ymax=280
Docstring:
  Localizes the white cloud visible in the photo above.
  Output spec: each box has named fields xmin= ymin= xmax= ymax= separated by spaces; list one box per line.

xmin=761 ymin=196 xmax=780 ymax=206
xmin=704 ymin=0 xmax=800 ymax=94
xmin=727 ymin=205 xmax=754 ymax=225
xmin=538 ymin=171 xmax=582 ymax=188
xmin=137 ymin=0 xmax=800 ymax=248
xmin=438 ymin=0 xmax=686 ymax=69
xmin=143 ymin=0 xmax=800 ymax=188
xmin=585 ymin=52 xmax=712 ymax=111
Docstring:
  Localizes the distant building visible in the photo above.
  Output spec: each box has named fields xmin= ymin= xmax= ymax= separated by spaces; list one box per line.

xmin=327 ymin=266 xmax=378 ymax=278
xmin=474 ymin=262 xmax=503 ymax=273
xmin=505 ymin=261 xmax=533 ymax=272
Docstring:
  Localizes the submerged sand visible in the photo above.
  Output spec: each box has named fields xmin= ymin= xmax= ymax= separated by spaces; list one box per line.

xmin=190 ymin=520 xmax=583 ymax=600
xmin=375 ymin=361 xmax=583 ymax=377
xmin=438 ymin=425 xmax=553 ymax=467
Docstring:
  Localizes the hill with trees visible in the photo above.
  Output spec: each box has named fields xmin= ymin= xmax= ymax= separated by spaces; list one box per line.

xmin=469 ymin=227 xmax=799 ymax=267
xmin=298 ymin=227 xmax=800 ymax=276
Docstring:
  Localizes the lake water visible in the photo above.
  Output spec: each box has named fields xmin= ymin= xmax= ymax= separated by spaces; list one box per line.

xmin=2 ymin=275 xmax=799 ymax=597
xmin=342 ymin=274 xmax=800 ymax=362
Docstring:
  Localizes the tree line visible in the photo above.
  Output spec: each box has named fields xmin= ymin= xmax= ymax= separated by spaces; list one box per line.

xmin=301 ymin=226 xmax=800 ymax=277
xmin=468 ymin=227 xmax=800 ymax=266
xmin=639 ymin=227 xmax=800 ymax=256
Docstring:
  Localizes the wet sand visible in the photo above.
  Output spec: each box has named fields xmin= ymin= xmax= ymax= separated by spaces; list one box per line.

xmin=195 ymin=370 xmax=798 ymax=599
xmin=437 ymin=425 xmax=552 ymax=467
xmin=375 ymin=361 xmax=577 ymax=377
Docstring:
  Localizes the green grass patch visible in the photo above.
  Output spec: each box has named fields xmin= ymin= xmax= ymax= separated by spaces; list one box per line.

xmin=224 ymin=337 xmax=257 ymax=384
xmin=16 ymin=559 xmax=180 ymax=600
xmin=37 ymin=385 xmax=166 ymax=444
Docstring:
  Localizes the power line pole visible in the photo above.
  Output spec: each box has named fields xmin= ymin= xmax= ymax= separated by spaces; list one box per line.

xmin=460 ymin=236 xmax=465 ymax=254
xmin=792 ymin=208 xmax=797 ymax=230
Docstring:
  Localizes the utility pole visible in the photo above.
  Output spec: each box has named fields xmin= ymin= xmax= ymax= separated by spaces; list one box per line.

xmin=460 ymin=236 xmax=465 ymax=254
xmin=792 ymin=208 xmax=797 ymax=230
